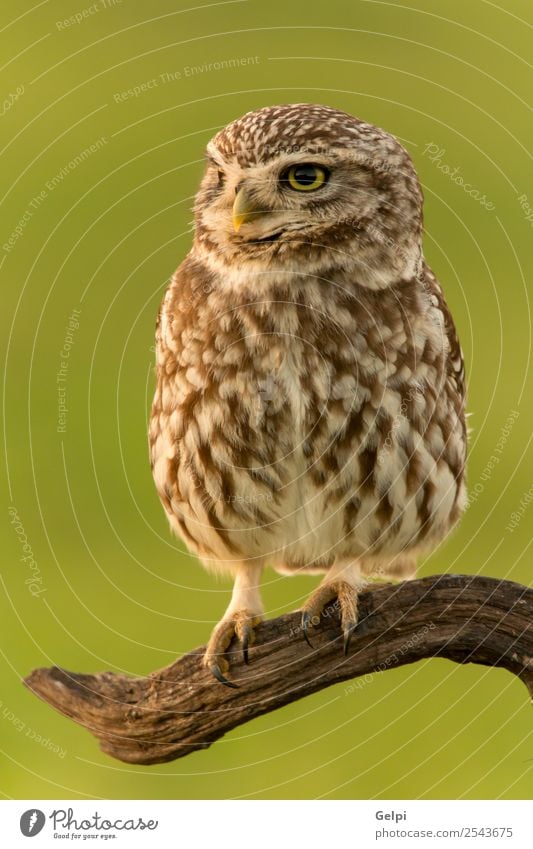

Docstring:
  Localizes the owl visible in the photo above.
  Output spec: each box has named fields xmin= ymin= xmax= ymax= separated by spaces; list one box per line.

xmin=149 ymin=104 xmax=467 ymax=687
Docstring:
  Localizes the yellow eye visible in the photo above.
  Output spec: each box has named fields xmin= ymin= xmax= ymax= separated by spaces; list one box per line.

xmin=283 ymin=163 xmax=329 ymax=192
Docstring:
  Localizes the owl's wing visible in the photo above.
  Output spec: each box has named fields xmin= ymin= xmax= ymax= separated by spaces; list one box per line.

xmin=421 ymin=262 xmax=466 ymax=401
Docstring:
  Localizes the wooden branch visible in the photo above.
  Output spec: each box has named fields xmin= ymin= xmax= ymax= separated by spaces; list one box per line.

xmin=24 ymin=575 xmax=532 ymax=765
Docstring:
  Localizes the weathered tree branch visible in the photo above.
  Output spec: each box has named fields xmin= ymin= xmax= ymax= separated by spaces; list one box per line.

xmin=24 ymin=575 xmax=532 ymax=765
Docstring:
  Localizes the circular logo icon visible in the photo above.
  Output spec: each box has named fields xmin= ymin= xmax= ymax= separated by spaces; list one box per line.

xmin=20 ymin=809 xmax=46 ymax=837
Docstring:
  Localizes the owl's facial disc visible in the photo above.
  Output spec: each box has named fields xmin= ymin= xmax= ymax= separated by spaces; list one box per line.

xmin=193 ymin=105 xmax=423 ymax=287
xmin=201 ymin=154 xmax=360 ymax=247
xmin=198 ymin=134 xmax=421 ymax=282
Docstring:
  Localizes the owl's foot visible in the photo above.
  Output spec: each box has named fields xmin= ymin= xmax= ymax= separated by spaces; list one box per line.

xmin=301 ymin=579 xmax=360 ymax=655
xmin=203 ymin=610 xmax=263 ymax=688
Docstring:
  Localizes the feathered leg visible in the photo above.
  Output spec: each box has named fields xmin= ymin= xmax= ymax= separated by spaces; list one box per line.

xmin=204 ymin=562 xmax=264 ymax=687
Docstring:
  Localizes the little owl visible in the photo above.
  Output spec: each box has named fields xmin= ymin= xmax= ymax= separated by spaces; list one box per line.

xmin=149 ymin=104 xmax=467 ymax=686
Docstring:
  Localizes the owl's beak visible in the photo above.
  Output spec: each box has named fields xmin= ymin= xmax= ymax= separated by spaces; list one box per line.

xmin=232 ymin=187 xmax=263 ymax=232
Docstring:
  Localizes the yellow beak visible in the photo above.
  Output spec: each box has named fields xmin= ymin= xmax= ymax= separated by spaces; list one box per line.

xmin=232 ymin=187 xmax=262 ymax=232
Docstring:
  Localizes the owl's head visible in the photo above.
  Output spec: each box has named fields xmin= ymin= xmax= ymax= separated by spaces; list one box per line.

xmin=193 ymin=104 xmax=423 ymax=290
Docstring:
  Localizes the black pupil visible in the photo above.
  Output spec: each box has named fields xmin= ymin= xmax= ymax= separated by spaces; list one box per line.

xmin=293 ymin=165 xmax=318 ymax=185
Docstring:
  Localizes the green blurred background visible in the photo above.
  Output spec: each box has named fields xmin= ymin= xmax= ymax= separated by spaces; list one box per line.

xmin=1 ymin=0 xmax=531 ymax=800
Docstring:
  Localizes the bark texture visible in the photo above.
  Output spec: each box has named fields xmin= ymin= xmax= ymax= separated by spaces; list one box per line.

xmin=24 ymin=575 xmax=532 ymax=765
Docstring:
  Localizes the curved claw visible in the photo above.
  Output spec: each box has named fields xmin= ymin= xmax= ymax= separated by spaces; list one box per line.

xmin=204 ymin=611 xmax=262 ymax=683
xmin=301 ymin=580 xmax=360 ymax=656
xmin=343 ymin=621 xmax=358 ymax=656
xmin=301 ymin=611 xmax=314 ymax=648
xmin=211 ymin=663 xmax=239 ymax=689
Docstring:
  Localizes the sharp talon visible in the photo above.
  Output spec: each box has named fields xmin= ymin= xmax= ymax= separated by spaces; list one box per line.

xmin=343 ymin=623 xmax=357 ymax=656
xmin=205 ymin=611 xmax=261 ymax=683
xmin=301 ymin=611 xmax=314 ymax=648
xmin=343 ymin=634 xmax=350 ymax=656
xmin=211 ymin=664 xmax=239 ymax=689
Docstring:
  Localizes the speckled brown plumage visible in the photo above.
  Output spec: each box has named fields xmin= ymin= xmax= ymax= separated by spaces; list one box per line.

xmin=149 ymin=104 xmax=467 ymax=684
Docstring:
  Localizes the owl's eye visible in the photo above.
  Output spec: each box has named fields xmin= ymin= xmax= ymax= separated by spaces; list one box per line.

xmin=281 ymin=163 xmax=329 ymax=192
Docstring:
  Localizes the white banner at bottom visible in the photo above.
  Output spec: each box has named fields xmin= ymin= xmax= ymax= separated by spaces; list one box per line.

xmin=1 ymin=800 xmax=530 ymax=848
